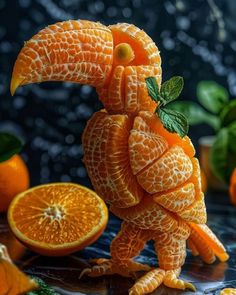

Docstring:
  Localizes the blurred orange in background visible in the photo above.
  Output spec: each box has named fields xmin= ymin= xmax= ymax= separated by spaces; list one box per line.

xmin=0 ymin=218 xmax=25 ymax=261
xmin=229 ymin=168 xmax=236 ymax=206
xmin=201 ymin=169 xmax=207 ymax=193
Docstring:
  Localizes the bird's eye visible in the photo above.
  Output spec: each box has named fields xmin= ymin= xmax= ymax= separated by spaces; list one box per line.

xmin=114 ymin=43 xmax=135 ymax=65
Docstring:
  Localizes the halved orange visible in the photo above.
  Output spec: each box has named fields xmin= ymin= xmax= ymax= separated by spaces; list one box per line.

xmin=8 ymin=183 xmax=108 ymax=256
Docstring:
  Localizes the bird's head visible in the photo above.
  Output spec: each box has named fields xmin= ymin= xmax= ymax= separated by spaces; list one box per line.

xmin=11 ymin=20 xmax=161 ymax=113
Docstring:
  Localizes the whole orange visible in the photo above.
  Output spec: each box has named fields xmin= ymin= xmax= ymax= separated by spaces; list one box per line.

xmin=0 ymin=155 xmax=29 ymax=212
xmin=229 ymin=168 xmax=236 ymax=206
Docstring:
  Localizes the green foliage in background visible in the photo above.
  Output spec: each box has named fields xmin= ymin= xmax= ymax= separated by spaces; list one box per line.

xmin=169 ymin=81 xmax=236 ymax=183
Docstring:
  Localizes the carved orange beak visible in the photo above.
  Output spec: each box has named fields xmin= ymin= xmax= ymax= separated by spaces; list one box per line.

xmin=10 ymin=20 xmax=113 ymax=95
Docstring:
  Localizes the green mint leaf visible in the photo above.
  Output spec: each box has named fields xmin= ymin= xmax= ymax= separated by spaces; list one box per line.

xmin=145 ymin=77 xmax=162 ymax=103
xmin=160 ymin=76 xmax=184 ymax=104
xmin=157 ymin=108 xmax=189 ymax=138
xmin=169 ymin=101 xmax=220 ymax=131
xmin=220 ymin=99 xmax=236 ymax=127
xmin=197 ymin=81 xmax=229 ymax=114
xmin=27 ymin=277 xmax=59 ymax=295
xmin=0 ymin=132 xmax=23 ymax=162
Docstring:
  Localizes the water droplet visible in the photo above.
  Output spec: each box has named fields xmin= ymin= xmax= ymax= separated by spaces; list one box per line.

xmin=107 ymin=6 xmax=118 ymax=17
xmin=77 ymin=167 xmax=87 ymax=178
xmin=13 ymin=96 xmax=26 ymax=109
xmin=122 ymin=7 xmax=132 ymax=18
xmin=162 ymin=38 xmax=175 ymax=50
xmin=65 ymin=134 xmax=75 ymax=144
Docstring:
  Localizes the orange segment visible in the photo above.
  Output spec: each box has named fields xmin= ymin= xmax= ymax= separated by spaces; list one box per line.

xmin=110 ymin=23 xmax=161 ymax=66
xmin=153 ymin=183 xmax=195 ymax=213
xmin=97 ymin=66 xmax=125 ymax=113
xmin=129 ymin=116 xmax=168 ymax=175
xmin=139 ymin=111 xmax=195 ymax=158
xmin=178 ymin=193 xmax=206 ymax=224
xmin=188 ymin=233 xmax=216 ymax=264
xmin=137 ymin=146 xmax=193 ymax=193
xmin=125 ymin=66 xmax=138 ymax=113
xmin=188 ymin=158 xmax=202 ymax=200
xmin=11 ymin=20 xmax=113 ymax=94
xmin=189 ymin=223 xmax=229 ymax=262
xmin=136 ymin=66 xmax=161 ymax=113
xmin=8 ymin=183 xmax=108 ymax=256
xmin=124 ymin=66 xmax=162 ymax=114
xmin=111 ymin=195 xmax=178 ymax=232
xmin=0 ymin=257 xmax=38 ymax=295
xmin=129 ymin=130 xmax=168 ymax=175
xmin=83 ymin=111 xmax=143 ymax=208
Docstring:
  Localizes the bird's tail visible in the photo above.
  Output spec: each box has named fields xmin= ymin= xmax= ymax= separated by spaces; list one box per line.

xmin=187 ymin=223 xmax=229 ymax=264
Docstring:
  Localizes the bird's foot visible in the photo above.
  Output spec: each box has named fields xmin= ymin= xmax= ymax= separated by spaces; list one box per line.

xmin=163 ymin=269 xmax=196 ymax=291
xmin=129 ymin=267 xmax=196 ymax=295
xmin=79 ymin=258 xmax=151 ymax=279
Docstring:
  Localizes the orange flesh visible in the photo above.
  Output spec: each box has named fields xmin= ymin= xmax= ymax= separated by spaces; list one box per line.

xmin=0 ymin=259 xmax=38 ymax=294
xmin=10 ymin=19 xmax=229 ymax=293
xmin=11 ymin=20 xmax=113 ymax=95
xmin=8 ymin=183 xmax=108 ymax=256
xmin=189 ymin=223 xmax=229 ymax=262
xmin=83 ymin=111 xmax=143 ymax=208
xmin=110 ymin=24 xmax=161 ymax=66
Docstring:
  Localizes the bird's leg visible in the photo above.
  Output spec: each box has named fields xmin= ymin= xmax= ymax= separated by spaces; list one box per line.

xmin=129 ymin=221 xmax=195 ymax=295
xmin=80 ymin=221 xmax=151 ymax=279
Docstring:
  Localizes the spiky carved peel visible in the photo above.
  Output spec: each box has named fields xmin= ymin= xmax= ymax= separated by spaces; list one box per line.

xmin=11 ymin=20 xmax=229 ymax=294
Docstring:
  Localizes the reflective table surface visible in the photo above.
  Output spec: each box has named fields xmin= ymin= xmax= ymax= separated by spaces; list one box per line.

xmin=1 ymin=193 xmax=236 ymax=295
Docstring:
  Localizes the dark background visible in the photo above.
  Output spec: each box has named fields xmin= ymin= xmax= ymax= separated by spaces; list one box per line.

xmin=0 ymin=0 xmax=236 ymax=187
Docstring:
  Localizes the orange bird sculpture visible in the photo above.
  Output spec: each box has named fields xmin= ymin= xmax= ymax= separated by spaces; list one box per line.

xmin=11 ymin=20 xmax=228 ymax=294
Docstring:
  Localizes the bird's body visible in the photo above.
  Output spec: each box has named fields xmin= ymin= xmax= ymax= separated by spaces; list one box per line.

xmin=11 ymin=20 xmax=228 ymax=294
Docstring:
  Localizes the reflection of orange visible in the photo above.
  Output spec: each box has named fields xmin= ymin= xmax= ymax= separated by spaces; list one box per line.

xmin=8 ymin=183 xmax=108 ymax=256
xmin=0 ymin=259 xmax=38 ymax=294
xmin=0 ymin=155 xmax=29 ymax=212
xmin=229 ymin=168 xmax=236 ymax=206
xmin=200 ymin=169 xmax=207 ymax=193
xmin=0 ymin=221 xmax=25 ymax=261
xmin=0 ymin=230 xmax=25 ymax=261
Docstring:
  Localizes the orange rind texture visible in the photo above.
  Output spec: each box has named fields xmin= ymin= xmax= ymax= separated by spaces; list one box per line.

xmin=0 ymin=155 xmax=29 ymax=212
